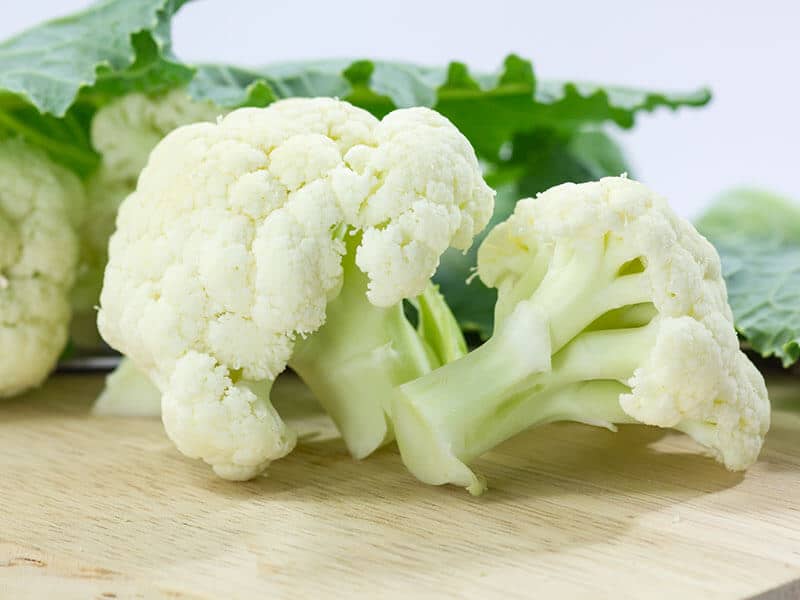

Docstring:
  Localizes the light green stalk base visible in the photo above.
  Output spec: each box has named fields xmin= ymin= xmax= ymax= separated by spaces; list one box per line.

xmin=290 ymin=295 xmax=432 ymax=458
xmin=92 ymin=358 xmax=161 ymax=417
xmin=290 ymin=244 xmax=465 ymax=459
xmin=393 ymin=237 xmax=659 ymax=494
xmin=392 ymin=302 xmax=552 ymax=493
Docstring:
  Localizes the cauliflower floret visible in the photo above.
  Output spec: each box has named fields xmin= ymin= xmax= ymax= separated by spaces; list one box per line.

xmin=71 ymin=90 xmax=222 ymax=348
xmin=0 ymin=139 xmax=85 ymax=397
xmin=622 ymin=315 xmax=768 ymax=470
xmin=98 ymin=97 xmax=493 ymax=479
xmin=392 ymin=176 xmax=770 ymax=494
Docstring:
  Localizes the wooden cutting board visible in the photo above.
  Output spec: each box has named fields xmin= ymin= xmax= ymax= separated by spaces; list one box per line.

xmin=1 ymin=372 xmax=799 ymax=599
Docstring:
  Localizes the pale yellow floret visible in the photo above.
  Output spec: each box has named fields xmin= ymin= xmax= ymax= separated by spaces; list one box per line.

xmin=0 ymin=139 xmax=85 ymax=397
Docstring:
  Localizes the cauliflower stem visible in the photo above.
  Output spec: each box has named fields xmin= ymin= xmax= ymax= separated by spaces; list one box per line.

xmin=393 ymin=303 xmax=647 ymax=494
xmin=290 ymin=235 xmax=466 ymax=458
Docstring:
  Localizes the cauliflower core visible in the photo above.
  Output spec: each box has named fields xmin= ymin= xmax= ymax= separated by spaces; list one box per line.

xmin=0 ymin=139 xmax=85 ymax=397
xmin=392 ymin=176 xmax=770 ymax=494
xmin=98 ymin=98 xmax=493 ymax=479
xmin=72 ymin=90 xmax=221 ymax=348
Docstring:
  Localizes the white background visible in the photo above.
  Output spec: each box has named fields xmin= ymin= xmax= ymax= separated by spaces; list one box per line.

xmin=4 ymin=0 xmax=799 ymax=217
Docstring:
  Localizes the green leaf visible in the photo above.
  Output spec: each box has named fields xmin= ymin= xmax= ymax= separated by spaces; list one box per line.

xmin=696 ymin=188 xmax=800 ymax=245
xmin=84 ymin=28 xmax=194 ymax=105
xmin=0 ymin=0 xmax=190 ymax=117
xmin=188 ymin=56 xmax=710 ymax=160
xmin=510 ymin=129 xmax=619 ymax=198
xmin=566 ymin=128 xmax=631 ymax=180
xmin=0 ymin=97 xmax=99 ymax=176
xmin=532 ymin=80 xmax=711 ymax=131
xmin=712 ymin=239 xmax=800 ymax=368
xmin=190 ymin=62 xmax=352 ymax=109
xmin=0 ymin=0 xmax=192 ymax=176
xmin=697 ymin=189 xmax=800 ymax=367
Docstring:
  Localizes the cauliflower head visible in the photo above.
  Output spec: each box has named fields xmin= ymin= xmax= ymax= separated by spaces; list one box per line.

xmin=98 ymin=97 xmax=493 ymax=479
xmin=393 ymin=176 xmax=769 ymax=494
xmin=0 ymin=139 xmax=85 ymax=397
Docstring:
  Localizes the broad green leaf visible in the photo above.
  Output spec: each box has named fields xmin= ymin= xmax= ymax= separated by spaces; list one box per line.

xmin=84 ymin=28 xmax=194 ymax=105
xmin=0 ymin=0 xmax=190 ymax=117
xmin=188 ymin=56 xmax=710 ymax=160
xmin=696 ymin=188 xmax=800 ymax=244
xmin=0 ymin=0 xmax=192 ymax=175
xmin=566 ymin=128 xmax=631 ymax=180
xmin=0 ymin=98 xmax=98 ymax=176
xmin=512 ymin=129 xmax=629 ymax=198
xmin=697 ymin=189 xmax=800 ymax=367
xmin=712 ymin=239 xmax=800 ymax=368
xmin=532 ymin=80 xmax=711 ymax=130
xmin=190 ymin=62 xmax=351 ymax=109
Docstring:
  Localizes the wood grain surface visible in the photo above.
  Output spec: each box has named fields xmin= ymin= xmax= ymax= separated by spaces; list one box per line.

xmin=1 ymin=372 xmax=799 ymax=599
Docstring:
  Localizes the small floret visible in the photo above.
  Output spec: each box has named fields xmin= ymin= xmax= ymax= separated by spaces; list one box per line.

xmin=392 ymin=177 xmax=770 ymax=494
xmin=0 ymin=139 xmax=85 ymax=397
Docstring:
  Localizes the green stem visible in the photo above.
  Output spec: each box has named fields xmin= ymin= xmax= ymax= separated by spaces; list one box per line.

xmin=461 ymin=324 xmax=657 ymax=460
xmin=497 ymin=236 xmax=651 ymax=351
xmin=289 ymin=241 xmax=436 ymax=459
xmin=534 ymin=381 xmax=636 ymax=428
xmin=413 ymin=282 xmax=468 ymax=365
xmin=392 ymin=301 xmax=552 ymax=493
xmin=393 ymin=310 xmax=658 ymax=494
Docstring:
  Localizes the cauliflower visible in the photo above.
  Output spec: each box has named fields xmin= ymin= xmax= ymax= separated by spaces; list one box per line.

xmin=391 ymin=176 xmax=770 ymax=494
xmin=92 ymin=358 xmax=162 ymax=417
xmin=97 ymin=98 xmax=493 ymax=479
xmin=71 ymin=90 xmax=221 ymax=348
xmin=0 ymin=139 xmax=85 ymax=397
